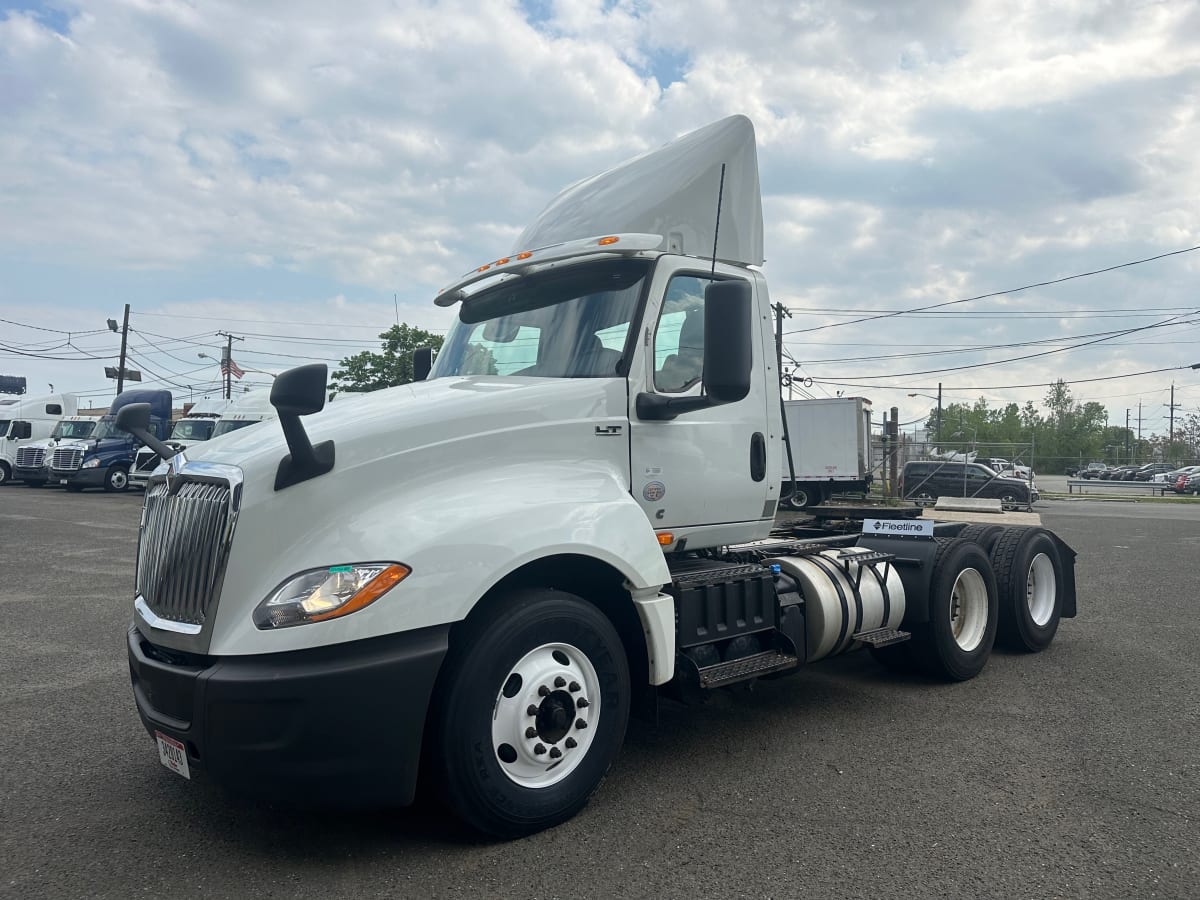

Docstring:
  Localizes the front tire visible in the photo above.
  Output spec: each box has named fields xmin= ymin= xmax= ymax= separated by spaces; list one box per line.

xmin=0 ymin=463 xmax=9 ymax=486
xmin=104 ymin=465 xmax=130 ymax=492
xmin=430 ymin=589 xmax=630 ymax=838
xmin=913 ymin=490 xmax=937 ymax=508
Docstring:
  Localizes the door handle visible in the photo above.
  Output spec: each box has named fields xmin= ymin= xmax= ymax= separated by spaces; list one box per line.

xmin=750 ymin=432 xmax=766 ymax=482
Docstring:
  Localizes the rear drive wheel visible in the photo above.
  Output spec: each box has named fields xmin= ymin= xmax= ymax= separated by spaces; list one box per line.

xmin=909 ymin=539 xmax=998 ymax=681
xmin=430 ymin=589 xmax=630 ymax=837
xmin=104 ymin=465 xmax=130 ymax=492
xmin=956 ymin=524 xmax=1005 ymax=555
xmin=991 ymin=528 xmax=1063 ymax=652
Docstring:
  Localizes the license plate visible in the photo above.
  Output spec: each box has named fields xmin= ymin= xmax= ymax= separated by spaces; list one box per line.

xmin=155 ymin=731 xmax=191 ymax=779
xmin=59 ymin=478 xmax=68 ymax=485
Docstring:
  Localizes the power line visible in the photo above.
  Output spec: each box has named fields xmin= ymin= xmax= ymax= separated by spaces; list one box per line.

xmin=816 ymin=364 xmax=1192 ymax=392
xmin=785 ymin=244 xmax=1200 ymax=336
xmin=132 ymin=310 xmax=449 ymax=332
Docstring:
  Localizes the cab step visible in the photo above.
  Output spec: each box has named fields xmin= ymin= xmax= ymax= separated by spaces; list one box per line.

xmin=851 ymin=627 xmax=911 ymax=647
xmin=697 ymin=649 xmax=798 ymax=689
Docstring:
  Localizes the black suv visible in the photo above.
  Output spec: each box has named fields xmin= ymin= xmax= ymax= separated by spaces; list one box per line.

xmin=901 ymin=460 xmax=1036 ymax=510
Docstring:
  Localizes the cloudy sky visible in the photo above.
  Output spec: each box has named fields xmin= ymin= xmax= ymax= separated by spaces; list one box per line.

xmin=2 ymin=0 xmax=1198 ymax=436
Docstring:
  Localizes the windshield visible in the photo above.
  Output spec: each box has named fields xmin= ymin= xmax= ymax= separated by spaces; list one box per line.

xmin=431 ymin=259 xmax=649 ymax=379
xmin=54 ymin=420 xmax=97 ymax=439
xmin=170 ymin=419 xmax=216 ymax=442
xmin=212 ymin=419 xmax=260 ymax=438
xmin=91 ymin=416 xmax=128 ymax=441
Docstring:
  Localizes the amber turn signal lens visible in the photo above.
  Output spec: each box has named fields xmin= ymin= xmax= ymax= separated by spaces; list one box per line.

xmin=308 ymin=564 xmax=411 ymax=622
xmin=656 ymin=532 xmax=674 ymax=546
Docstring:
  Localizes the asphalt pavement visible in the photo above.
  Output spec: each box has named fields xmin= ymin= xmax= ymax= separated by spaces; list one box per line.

xmin=1 ymin=487 xmax=1197 ymax=899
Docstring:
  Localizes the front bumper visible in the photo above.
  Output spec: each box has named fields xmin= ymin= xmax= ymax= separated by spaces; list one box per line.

xmin=52 ymin=466 xmax=104 ymax=487
xmin=15 ymin=467 xmax=49 ymax=484
xmin=127 ymin=622 xmax=450 ymax=807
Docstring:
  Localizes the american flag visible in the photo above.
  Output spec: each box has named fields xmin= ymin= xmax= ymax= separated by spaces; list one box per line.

xmin=220 ymin=356 xmax=245 ymax=380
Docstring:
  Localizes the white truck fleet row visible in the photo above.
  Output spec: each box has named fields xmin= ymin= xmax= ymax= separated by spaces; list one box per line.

xmin=0 ymin=392 xmax=78 ymax=486
xmin=122 ymin=117 xmax=1078 ymax=837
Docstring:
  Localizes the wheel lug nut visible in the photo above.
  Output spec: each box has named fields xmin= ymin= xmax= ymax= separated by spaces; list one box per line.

xmin=527 ymin=705 xmax=539 ymax=716
xmin=575 ymin=718 xmax=587 ymax=730
xmin=577 ymin=697 xmax=589 ymax=709
xmin=538 ymin=685 xmax=550 ymax=697
xmin=549 ymin=747 xmax=562 ymax=759
xmin=565 ymin=737 xmax=578 ymax=749
xmin=525 ymin=727 xmax=538 ymax=739
xmin=569 ymin=681 xmax=580 ymax=693
xmin=534 ymin=743 xmax=546 ymax=755
xmin=554 ymin=676 xmax=566 ymax=688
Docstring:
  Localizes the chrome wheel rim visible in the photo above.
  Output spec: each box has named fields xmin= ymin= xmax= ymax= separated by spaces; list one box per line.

xmin=491 ymin=642 xmax=600 ymax=788
xmin=949 ymin=567 xmax=988 ymax=652
xmin=1026 ymin=552 xmax=1056 ymax=626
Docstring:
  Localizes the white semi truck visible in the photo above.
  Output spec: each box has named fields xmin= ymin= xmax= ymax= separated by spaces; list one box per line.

xmin=123 ymin=117 xmax=1078 ymax=837
xmin=0 ymin=392 xmax=78 ymax=485
xmin=129 ymin=397 xmax=231 ymax=489
xmin=780 ymin=397 xmax=874 ymax=508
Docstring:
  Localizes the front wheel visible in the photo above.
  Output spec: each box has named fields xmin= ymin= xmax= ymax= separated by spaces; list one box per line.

xmin=0 ymin=463 xmax=9 ymax=486
xmin=104 ymin=465 xmax=130 ymax=492
xmin=430 ymin=589 xmax=630 ymax=837
xmin=913 ymin=490 xmax=937 ymax=508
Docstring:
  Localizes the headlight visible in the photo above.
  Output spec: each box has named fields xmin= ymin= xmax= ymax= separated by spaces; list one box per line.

xmin=81 ymin=458 xmax=100 ymax=469
xmin=253 ymin=563 xmax=410 ymax=630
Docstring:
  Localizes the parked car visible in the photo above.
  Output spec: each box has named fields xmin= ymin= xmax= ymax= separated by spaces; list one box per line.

xmin=1133 ymin=463 xmax=1174 ymax=481
xmin=1064 ymin=465 xmax=1080 ymax=477
xmin=900 ymin=460 xmax=1036 ymax=510
xmin=1154 ymin=465 xmax=1200 ymax=484
xmin=1174 ymin=472 xmax=1200 ymax=495
xmin=1080 ymin=463 xmax=1108 ymax=479
xmin=1101 ymin=465 xmax=1137 ymax=481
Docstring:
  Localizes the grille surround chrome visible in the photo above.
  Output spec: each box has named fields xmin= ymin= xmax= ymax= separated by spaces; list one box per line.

xmin=16 ymin=446 xmax=45 ymax=468
xmin=52 ymin=447 xmax=84 ymax=471
xmin=135 ymin=463 xmax=243 ymax=639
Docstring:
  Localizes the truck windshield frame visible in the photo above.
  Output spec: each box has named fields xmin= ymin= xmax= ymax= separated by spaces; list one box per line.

xmin=91 ymin=416 xmax=129 ymax=441
xmin=54 ymin=420 xmax=97 ymax=439
xmin=212 ymin=419 xmax=258 ymax=438
xmin=170 ymin=419 xmax=216 ymax=442
xmin=430 ymin=258 xmax=651 ymax=380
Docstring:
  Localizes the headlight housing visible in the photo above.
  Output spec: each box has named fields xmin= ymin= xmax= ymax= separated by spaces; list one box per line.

xmin=81 ymin=458 xmax=100 ymax=469
xmin=253 ymin=563 xmax=410 ymax=629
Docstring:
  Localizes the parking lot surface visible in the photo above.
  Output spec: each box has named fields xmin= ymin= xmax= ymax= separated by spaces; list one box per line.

xmin=2 ymin=488 xmax=1198 ymax=899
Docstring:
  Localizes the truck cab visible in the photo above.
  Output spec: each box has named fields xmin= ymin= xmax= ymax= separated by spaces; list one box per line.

xmin=14 ymin=415 xmax=97 ymax=486
xmin=53 ymin=389 xmax=171 ymax=492
xmin=0 ymin=393 xmax=78 ymax=486
xmin=130 ymin=397 xmax=230 ymax=489
xmin=126 ymin=116 xmax=1077 ymax=838
xmin=209 ymin=389 xmax=278 ymax=439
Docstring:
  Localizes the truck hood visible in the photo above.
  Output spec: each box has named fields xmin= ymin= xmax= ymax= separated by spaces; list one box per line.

xmin=183 ymin=376 xmax=626 ymax=496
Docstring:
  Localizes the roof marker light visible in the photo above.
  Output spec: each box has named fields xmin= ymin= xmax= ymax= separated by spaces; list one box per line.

xmin=495 ymin=257 xmax=511 ymax=265
xmin=477 ymin=264 xmax=491 ymax=272
xmin=516 ymin=251 xmax=533 ymax=260
xmin=598 ymin=236 xmax=620 ymax=246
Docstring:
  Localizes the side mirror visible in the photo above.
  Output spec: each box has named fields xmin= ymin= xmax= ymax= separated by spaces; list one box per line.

xmin=271 ymin=364 xmax=335 ymax=490
xmin=702 ymin=280 xmax=752 ymax=404
xmin=116 ymin=403 xmax=177 ymax=463
xmin=635 ymin=279 xmax=754 ymax=421
xmin=413 ymin=347 xmax=433 ymax=382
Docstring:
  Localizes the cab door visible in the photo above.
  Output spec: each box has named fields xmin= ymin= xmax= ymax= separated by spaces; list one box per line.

xmin=626 ymin=258 xmax=777 ymax=547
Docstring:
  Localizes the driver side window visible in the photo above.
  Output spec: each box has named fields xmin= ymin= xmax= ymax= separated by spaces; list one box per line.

xmin=653 ymin=275 xmax=711 ymax=393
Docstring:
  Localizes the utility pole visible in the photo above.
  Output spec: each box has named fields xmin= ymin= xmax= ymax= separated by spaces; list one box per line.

xmin=1166 ymin=382 xmax=1180 ymax=452
xmin=1125 ymin=409 xmax=1131 ymax=462
xmin=216 ymin=331 xmax=244 ymax=401
xmin=772 ymin=302 xmax=791 ymax=391
xmin=936 ymin=382 xmax=943 ymax=448
xmin=115 ymin=303 xmax=130 ymax=395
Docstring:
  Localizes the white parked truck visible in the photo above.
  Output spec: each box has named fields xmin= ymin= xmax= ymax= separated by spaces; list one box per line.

xmin=129 ymin=397 xmax=231 ymax=489
xmin=780 ymin=397 xmax=873 ymax=508
xmin=0 ymin=392 xmax=78 ymax=485
xmin=124 ymin=117 xmax=1079 ymax=838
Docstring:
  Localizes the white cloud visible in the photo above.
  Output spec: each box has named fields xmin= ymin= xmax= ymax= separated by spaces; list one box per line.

xmin=1 ymin=0 xmax=1198 ymax=425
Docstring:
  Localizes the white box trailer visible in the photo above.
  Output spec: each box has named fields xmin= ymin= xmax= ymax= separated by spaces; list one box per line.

xmin=780 ymin=397 xmax=872 ymax=508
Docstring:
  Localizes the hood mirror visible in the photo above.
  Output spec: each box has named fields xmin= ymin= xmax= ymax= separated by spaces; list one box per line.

xmin=116 ymin=403 xmax=177 ymax=462
xmin=271 ymin=364 xmax=335 ymax=491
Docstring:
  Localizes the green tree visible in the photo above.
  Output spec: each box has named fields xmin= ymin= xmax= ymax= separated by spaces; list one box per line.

xmin=331 ymin=323 xmax=445 ymax=394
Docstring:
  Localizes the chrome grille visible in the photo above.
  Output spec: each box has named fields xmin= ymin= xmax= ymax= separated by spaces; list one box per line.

xmin=16 ymin=446 xmax=45 ymax=468
xmin=52 ymin=447 xmax=84 ymax=471
xmin=136 ymin=480 xmax=235 ymax=628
